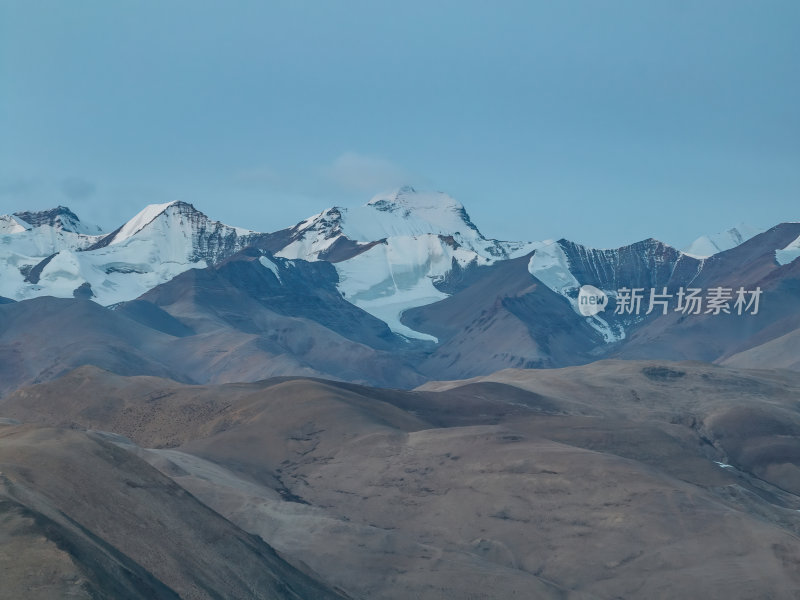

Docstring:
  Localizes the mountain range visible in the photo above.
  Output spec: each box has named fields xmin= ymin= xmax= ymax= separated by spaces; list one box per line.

xmin=1 ymin=188 xmax=798 ymax=392
xmin=2 ymin=189 xmax=800 ymax=598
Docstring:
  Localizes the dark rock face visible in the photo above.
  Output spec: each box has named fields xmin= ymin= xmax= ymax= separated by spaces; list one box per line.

xmin=23 ymin=253 xmax=57 ymax=284
xmin=72 ymin=282 xmax=94 ymax=299
xmin=317 ymin=237 xmax=386 ymax=263
xmin=13 ymin=206 xmax=85 ymax=232
xmin=557 ymin=238 xmax=703 ymax=291
xmin=169 ymin=202 xmax=265 ymax=264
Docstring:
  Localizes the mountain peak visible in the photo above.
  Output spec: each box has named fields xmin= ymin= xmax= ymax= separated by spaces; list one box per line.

xmin=363 ymin=188 xmax=479 ymax=240
xmin=12 ymin=206 xmax=102 ymax=235
xmin=367 ymin=187 xmax=465 ymax=213
xmin=107 ymin=200 xmax=209 ymax=246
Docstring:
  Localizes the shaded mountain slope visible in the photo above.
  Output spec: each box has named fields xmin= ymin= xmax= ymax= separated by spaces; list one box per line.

xmin=617 ymin=225 xmax=800 ymax=362
xmin=402 ymin=252 xmax=604 ymax=378
xmin=0 ymin=297 xmax=183 ymax=397
xmin=0 ymin=248 xmax=426 ymax=396
xmin=0 ymin=423 xmax=349 ymax=600
xmin=402 ymin=224 xmax=800 ymax=376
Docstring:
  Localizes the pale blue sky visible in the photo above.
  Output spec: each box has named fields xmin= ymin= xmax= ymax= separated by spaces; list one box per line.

xmin=1 ymin=0 xmax=798 ymax=247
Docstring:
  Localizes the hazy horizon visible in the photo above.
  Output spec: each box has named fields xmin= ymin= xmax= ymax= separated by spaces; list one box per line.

xmin=2 ymin=0 xmax=798 ymax=248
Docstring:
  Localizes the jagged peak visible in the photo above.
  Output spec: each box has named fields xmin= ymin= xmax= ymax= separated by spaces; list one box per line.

xmin=107 ymin=201 xmax=183 ymax=245
xmin=556 ymin=236 xmax=680 ymax=254
xmin=11 ymin=205 xmax=102 ymax=235
xmin=105 ymin=200 xmax=234 ymax=246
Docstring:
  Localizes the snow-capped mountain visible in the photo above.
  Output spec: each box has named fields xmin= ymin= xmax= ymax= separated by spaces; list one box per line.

xmin=682 ymin=223 xmax=762 ymax=258
xmin=1 ymin=193 xmax=799 ymax=388
xmin=1 ymin=201 xmax=265 ymax=305
xmin=275 ymin=187 xmax=542 ymax=340
xmin=1 ymin=190 xmax=794 ymax=346
xmin=0 ymin=208 xmax=105 ymax=300
xmin=12 ymin=206 xmax=104 ymax=235
xmin=279 ymin=186 xmax=527 ymax=259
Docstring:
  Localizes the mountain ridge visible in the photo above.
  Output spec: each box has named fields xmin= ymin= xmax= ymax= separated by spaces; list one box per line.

xmin=1 ymin=190 xmax=797 ymax=386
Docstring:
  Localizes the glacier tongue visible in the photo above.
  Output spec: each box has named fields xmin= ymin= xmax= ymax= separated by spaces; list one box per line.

xmin=334 ymin=236 xmax=465 ymax=342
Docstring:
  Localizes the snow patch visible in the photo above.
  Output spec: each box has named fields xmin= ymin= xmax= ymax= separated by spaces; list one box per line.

xmin=682 ymin=224 xmax=761 ymax=258
xmin=0 ymin=215 xmax=29 ymax=235
xmin=259 ymin=256 xmax=282 ymax=282
xmin=776 ymin=235 xmax=800 ymax=266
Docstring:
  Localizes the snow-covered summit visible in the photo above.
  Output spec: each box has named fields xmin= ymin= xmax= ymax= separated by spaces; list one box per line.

xmin=3 ymin=201 xmax=264 ymax=305
xmin=365 ymin=186 xmax=480 ymax=235
xmin=682 ymin=223 xmax=762 ymax=258
xmin=280 ymin=187 xmax=521 ymax=261
xmin=106 ymin=201 xmax=181 ymax=245
xmin=0 ymin=207 xmax=106 ymax=301
xmin=12 ymin=206 xmax=104 ymax=235
xmin=102 ymin=200 xmax=254 ymax=249
xmin=276 ymin=187 xmax=541 ymax=340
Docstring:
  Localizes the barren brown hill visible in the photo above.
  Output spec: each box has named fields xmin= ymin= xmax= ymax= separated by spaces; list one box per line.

xmin=4 ymin=361 xmax=800 ymax=599
xmin=0 ymin=423 xmax=349 ymax=600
